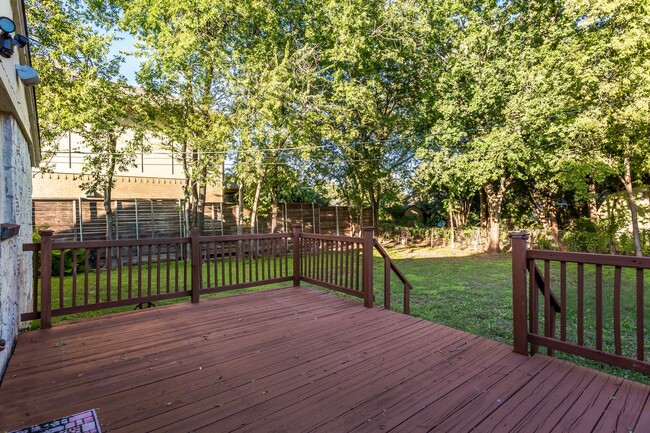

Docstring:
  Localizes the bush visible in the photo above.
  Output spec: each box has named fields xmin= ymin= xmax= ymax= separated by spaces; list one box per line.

xmin=51 ymin=249 xmax=86 ymax=276
xmin=562 ymin=218 xmax=610 ymax=253
xmin=33 ymin=227 xmax=86 ymax=275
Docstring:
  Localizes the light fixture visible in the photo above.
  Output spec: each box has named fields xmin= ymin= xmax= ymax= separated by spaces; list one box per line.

xmin=0 ymin=16 xmax=30 ymax=60
xmin=0 ymin=38 xmax=12 ymax=59
xmin=16 ymin=64 xmax=39 ymax=86
xmin=0 ymin=16 xmax=15 ymax=37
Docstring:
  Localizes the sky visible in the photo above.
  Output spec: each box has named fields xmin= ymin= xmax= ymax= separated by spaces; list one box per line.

xmin=108 ymin=30 xmax=140 ymax=85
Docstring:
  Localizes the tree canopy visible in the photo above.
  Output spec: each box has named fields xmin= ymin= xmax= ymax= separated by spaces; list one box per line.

xmin=28 ymin=0 xmax=650 ymax=253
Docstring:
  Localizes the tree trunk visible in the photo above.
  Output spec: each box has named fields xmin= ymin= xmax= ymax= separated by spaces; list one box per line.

xmin=587 ymin=178 xmax=599 ymax=219
xmin=368 ymin=185 xmax=380 ymax=228
xmin=104 ymin=186 xmax=114 ymax=240
xmin=197 ymin=180 xmax=206 ymax=234
xmin=237 ymin=183 xmax=244 ymax=235
xmin=622 ymin=155 xmax=643 ymax=256
xmin=249 ymin=172 xmax=266 ymax=234
xmin=271 ymin=198 xmax=279 ymax=233
xmin=484 ymin=181 xmax=506 ymax=253
xmin=449 ymin=200 xmax=455 ymax=249
xmin=479 ymin=188 xmax=487 ymax=249
xmin=104 ymin=140 xmax=117 ymax=240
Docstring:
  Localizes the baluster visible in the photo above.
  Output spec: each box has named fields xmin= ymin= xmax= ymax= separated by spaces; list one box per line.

xmin=107 ymin=247 xmax=112 ymax=302
xmin=147 ymin=244 xmax=153 ymax=297
xmin=595 ymin=264 xmax=603 ymax=351
xmin=577 ymin=263 xmax=584 ymax=346
xmin=128 ymin=246 xmax=133 ymax=299
xmin=59 ymin=249 xmax=65 ymax=309
xmin=84 ymin=248 xmax=90 ymax=305
xmin=95 ymin=248 xmax=101 ymax=304
xmin=72 ymin=248 xmax=78 ymax=306
xmin=528 ymin=259 xmax=537 ymax=355
xmin=560 ymin=262 xmax=566 ymax=341
xmin=117 ymin=246 xmax=123 ymax=300
xmin=637 ymin=268 xmax=644 ymax=361
xmin=384 ymin=256 xmax=391 ymax=310
xmin=544 ymin=260 xmax=553 ymax=356
xmin=174 ymin=244 xmax=179 ymax=292
xmin=613 ymin=266 xmax=622 ymax=355
xmin=206 ymin=241 xmax=212 ymax=289
xmin=165 ymin=243 xmax=171 ymax=294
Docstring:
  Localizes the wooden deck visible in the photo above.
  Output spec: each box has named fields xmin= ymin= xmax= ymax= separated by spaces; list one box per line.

xmin=1 ymin=287 xmax=649 ymax=432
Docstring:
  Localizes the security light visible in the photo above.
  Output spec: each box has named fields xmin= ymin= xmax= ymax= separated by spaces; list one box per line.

xmin=0 ymin=17 xmax=29 ymax=59
xmin=0 ymin=37 xmax=12 ymax=59
xmin=13 ymin=34 xmax=28 ymax=48
xmin=0 ymin=17 xmax=15 ymax=37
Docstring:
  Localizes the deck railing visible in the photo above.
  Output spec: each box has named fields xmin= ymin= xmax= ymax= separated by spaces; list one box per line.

xmin=24 ymin=225 xmax=410 ymax=329
xmin=374 ymin=239 xmax=413 ymax=315
xmin=511 ymin=233 xmax=650 ymax=375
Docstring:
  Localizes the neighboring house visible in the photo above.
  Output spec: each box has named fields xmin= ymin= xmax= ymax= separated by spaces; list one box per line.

xmin=0 ymin=0 xmax=40 ymax=378
xmin=33 ymin=130 xmax=222 ymax=201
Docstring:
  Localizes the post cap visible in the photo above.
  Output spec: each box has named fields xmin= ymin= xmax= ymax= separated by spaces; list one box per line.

xmin=292 ymin=223 xmax=302 ymax=229
xmin=38 ymin=230 xmax=54 ymax=236
xmin=509 ymin=232 xmax=529 ymax=240
xmin=363 ymin=226 xmax=375 ymax=232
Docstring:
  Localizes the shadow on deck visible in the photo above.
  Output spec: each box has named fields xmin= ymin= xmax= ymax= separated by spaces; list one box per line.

xmin=1 ymin=287 xmax=649 ymax=432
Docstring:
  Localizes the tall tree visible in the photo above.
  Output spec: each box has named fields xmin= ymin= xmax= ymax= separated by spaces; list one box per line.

xmin=559 ymin=0 xmax=650 ymax=256
xmin=312 ymin=0 xmax=435 ymax=225
xmin=28 ymin=0 xmax=141 ymax=239
xmin=120 ymin=0 xmax=234 ymax=232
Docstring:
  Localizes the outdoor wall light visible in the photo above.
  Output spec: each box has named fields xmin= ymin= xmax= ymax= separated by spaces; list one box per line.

xmin=0 ymin=16 xmax=16 ymax=37
xmin=0 ymin=16 xmax=30 ymax=59
xmin=16 ymin=64 xmax=39 ymax=86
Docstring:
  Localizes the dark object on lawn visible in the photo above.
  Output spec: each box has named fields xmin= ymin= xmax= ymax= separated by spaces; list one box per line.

xmin=134 ymin=301 xmax=156 ymax=310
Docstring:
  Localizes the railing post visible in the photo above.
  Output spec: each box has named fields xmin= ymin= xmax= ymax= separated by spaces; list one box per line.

xmin=190 ymin=227 xmax=201 ymax=303
xmin=39 ymin=230 xmax=53 ymax=329
xmin=511 ymin=232 xmax=529 ymax=355
xmin=292 ymin=224 xmax=302 ymax=286
xmin=363 ymin=227 xmax=374 ymax=308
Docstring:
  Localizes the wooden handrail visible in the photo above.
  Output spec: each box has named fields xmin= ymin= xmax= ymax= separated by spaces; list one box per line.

xmin=24 ymin=227 xmax=387 ymax=328
xmin=511 ymin=233 xmax=650 ymax=375
xmin=373 ymin=239 xmax=413 ymax=315
xmin=532 ymin=263 xmax=561 ymax=313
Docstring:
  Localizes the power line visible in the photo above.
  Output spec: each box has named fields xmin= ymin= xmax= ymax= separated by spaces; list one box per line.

xmin=41 ymin=104 xmax=617 ymax=163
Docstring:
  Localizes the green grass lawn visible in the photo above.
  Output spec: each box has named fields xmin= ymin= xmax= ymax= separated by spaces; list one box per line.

xmin=375 ymin=247 xmax=649 ymax=384
xmin=35 ymin=247 xmax=649 ymax=383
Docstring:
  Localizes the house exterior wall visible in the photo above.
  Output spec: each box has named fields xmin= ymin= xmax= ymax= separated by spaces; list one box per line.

xmin=33 ymin=172 xmax=222 ymax=201
xmin=33 ymin=131 xmax=223 ymax=200
xmin=0 ymin=114 xmax=33 ymax=379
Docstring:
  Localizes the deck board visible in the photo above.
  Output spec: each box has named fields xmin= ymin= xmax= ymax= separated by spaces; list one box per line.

xmin=0 ymin=286 xmax=648 ymax=433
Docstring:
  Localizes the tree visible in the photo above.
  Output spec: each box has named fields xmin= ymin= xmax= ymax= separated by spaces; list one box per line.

xmin=312 ymin=0 xmax=435 ymax=225
xmin=559 ymin=0 xmax=650 ymax=256
xmin=120 ymin=0 xmax=234 ymax=233
xmin=28 ymin=0 xmax=142 ymax=239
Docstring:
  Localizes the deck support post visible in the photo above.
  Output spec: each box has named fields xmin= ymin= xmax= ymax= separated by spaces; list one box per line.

xmin=190 ymin=227 xmax=201 ymax=303
xmin=511 ymin=232 xmax=529 ymax=355
xmin=39 ymin=230 xmax=53 ymax=329
xmin=363 ymin=227 xmax=374 ymax=308
xmin=292 ymin=224 xmax=302 ymax=286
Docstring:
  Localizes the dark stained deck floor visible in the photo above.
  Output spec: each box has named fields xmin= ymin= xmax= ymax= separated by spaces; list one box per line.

xmin=1 ymin=286 xmax=649 ymax=432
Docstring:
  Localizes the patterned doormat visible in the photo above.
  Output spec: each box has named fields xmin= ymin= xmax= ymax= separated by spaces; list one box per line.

xmin=8 ymin=409 xmax=101 ymax=433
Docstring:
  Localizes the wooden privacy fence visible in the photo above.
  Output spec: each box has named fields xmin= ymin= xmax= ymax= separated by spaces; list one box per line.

xmin=23 ymin=226 xmax=411 ymax=329
xmin=33 ymin=199 xmax=374 ymax=242
xmin=511 ymin=233 xmax=650 ymax=375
